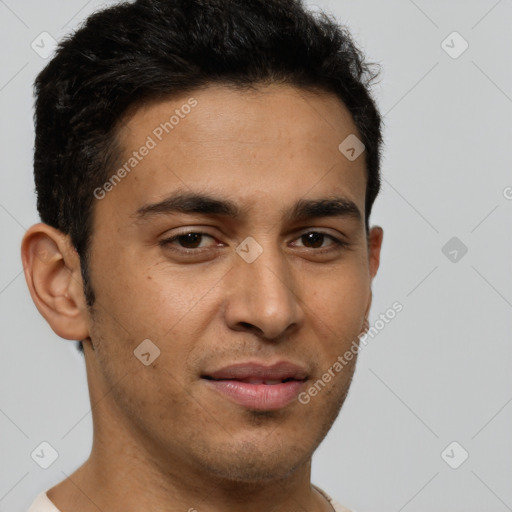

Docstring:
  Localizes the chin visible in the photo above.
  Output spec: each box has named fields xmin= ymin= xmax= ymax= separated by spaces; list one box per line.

xmin=182 ymin=384 xmax=350 ymax=484
xmin=190 ymin=436 xmax=312 ymax=484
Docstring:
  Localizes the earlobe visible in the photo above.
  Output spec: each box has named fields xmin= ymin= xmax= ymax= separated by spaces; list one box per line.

xmin=21 ymin=223 xmax=90 ymax=341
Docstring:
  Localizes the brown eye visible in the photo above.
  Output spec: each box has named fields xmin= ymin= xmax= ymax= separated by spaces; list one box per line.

xmin=293 ymin=231 xmax=347 ymax=251
xmin=301 ymin=232 xmax=325 ymax=248
xmin=160 ymin=232 xmax=217 ymax=251
xmin=174 ymin=233 xmax=204 ymax=249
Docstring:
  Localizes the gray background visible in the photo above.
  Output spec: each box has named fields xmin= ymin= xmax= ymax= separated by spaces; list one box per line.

xmin=1 ymin=1 xmax=511 ymax=511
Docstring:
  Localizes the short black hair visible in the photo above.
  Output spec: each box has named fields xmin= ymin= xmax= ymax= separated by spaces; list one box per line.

xmin=32 ymin=0 xmax=383 ymax=354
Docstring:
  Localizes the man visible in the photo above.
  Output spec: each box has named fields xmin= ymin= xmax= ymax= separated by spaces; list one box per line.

xmin=22 ymin=0 xmax=383 ymax=510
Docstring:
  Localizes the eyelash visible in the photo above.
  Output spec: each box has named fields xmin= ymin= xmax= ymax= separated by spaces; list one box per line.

xmin=159 ymin=230 xmax=349 ymax=255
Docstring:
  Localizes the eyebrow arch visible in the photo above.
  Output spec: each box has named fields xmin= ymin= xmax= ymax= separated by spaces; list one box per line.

xmin=134 ymin=190 xmax=362 ymax=224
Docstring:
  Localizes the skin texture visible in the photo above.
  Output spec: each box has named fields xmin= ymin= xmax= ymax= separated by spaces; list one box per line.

xmin=22 ymin=83 xmax=383 ymax=512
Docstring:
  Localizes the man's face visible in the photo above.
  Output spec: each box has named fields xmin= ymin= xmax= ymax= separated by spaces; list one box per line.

xmin=84 ymin=83 xmax=381 ymax=483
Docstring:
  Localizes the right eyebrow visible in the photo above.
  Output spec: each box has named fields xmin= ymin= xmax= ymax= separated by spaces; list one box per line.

xmin=134 ymin=190 xmax=240 ymax=220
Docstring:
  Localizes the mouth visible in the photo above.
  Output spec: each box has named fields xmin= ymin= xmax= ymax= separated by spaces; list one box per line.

xmin=203 ymin=376 xmax=300 ymax=384
xmin=201 ymin=361 xmax=309 ymax=411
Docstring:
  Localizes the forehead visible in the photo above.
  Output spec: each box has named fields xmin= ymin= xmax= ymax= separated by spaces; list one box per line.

xmin=95 ymin=83 xmax=367 ymax=225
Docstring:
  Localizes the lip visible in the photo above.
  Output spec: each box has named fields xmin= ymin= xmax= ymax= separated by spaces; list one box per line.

xmin=202 ymin=361 xmax=309 ymax=411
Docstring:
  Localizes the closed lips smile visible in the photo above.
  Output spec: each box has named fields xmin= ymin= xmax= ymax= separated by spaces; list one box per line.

xmin=204 ymin=377 xmax=300 ymax=384
xmin=201 ymin=361 xmax=308 ymax=411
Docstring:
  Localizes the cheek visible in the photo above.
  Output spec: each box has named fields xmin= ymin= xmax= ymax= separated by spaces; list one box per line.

xmin=89 ymin=252 xmax=225 ymax=377
xmin=88 ymin=246 xmax=177 ymax=336
xmin=309 ymin=265 xmax=370 ymax=327
xmin=302 ymin=269 xmax=370 ymax=373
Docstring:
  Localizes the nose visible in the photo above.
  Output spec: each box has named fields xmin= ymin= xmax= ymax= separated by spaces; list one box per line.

xmin=223 ymin=238 xmax=304 ymax=341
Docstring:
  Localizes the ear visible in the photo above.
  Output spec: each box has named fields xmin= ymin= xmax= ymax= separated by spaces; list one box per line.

xmin=361 ymin=226 xmax=384 ymax=329
xmin=368 ymin=226 xmax=383 ymax=281
xmin=21 ymin=223 xmax=90 ymax=341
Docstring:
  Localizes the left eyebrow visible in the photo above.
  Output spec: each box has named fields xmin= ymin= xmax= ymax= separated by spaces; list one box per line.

xmin=283 ymin=197 xmax=362 ymax=224
xmin=134 ymin=190 xmax=362 ymax=224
